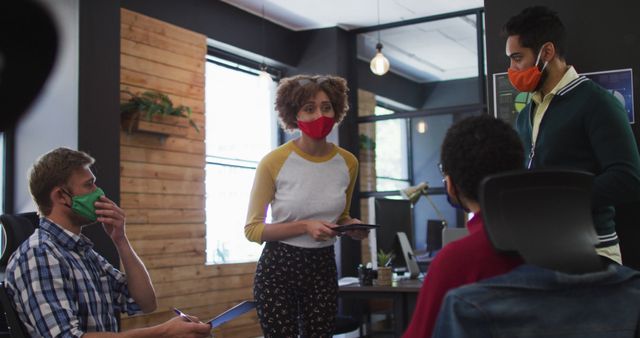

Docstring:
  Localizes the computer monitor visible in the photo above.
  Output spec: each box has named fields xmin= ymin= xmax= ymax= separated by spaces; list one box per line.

xmin=372 ymin=198 xmax=414 ymax=269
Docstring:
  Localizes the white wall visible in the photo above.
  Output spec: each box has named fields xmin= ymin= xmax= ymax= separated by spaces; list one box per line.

xmin=14 ymin=0 xmax=79 ymax=212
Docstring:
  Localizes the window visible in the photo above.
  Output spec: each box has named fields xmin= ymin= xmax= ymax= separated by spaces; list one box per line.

xmin=373 ymin=106 xmax=410 ymax=191
xmin=205 ymin=57 xmax=277 ymax=264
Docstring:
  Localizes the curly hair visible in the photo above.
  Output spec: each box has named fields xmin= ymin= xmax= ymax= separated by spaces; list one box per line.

xmin=29 ymin=147 xmax=95 ymax=215
xmin=440 ymin=115 xmax=524 ymax=202
xmin=503 ymin=6 xmax=567 ymax=59
xmin=275 ymin=74 xmax=349 ymax=131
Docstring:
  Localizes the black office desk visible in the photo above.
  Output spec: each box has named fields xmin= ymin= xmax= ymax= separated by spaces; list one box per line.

xmin=339 ymin=278 xmax=422 ymax=337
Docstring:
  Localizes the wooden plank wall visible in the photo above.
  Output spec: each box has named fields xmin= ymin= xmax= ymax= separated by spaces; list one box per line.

xmin=119 ymin=9 xmax=261 ymax=337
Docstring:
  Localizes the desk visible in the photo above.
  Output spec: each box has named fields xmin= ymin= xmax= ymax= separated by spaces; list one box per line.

xmin=339 ymin=279 xmax=422 ymax=337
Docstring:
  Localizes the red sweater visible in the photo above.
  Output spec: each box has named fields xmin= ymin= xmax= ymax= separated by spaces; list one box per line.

xmin=402 ymin=213 xmax=523 ymax=338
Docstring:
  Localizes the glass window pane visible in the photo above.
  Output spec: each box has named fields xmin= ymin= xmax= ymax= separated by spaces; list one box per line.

xmin=205 ymin=62 xmax=276 ymax=162
xmin=204 ymin=60 xmax=276 ymax=265
xmin=358 ymin=117 xmax=410 ymax=192
xmin=205 ymin=163 xmax=264 ymax=264
xmin=375 ymin=118 xmax=409 ymax=191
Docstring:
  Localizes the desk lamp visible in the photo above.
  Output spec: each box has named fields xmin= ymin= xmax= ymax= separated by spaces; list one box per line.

xmin=401 ymin=182 xmax=448 ymax=256
xmin=401 ymin=182 xmax=447 ymax=225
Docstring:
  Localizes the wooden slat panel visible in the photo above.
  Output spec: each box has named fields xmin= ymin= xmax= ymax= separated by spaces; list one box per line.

xmin=121 ymin=9 xmax=205 ymax=47
xmin=121 ymin=84 xmax=204 ymax=113
xmin=157 ymin=287 xmax=252 ymax=310
xmin=215 ymin=324 xmax=263 ymax=338
xmin=126 ymin=223 xmax=204 ymax=241
xmin=148 ymin=262 xmax=257 ymax=283
xmin=121 ymin=177 xmax=204 ymax=195
xmin=127 ymin=209 xmax=205 ymax=224
xmin=120 ymin=131 xmax=204 ymax=155
xmin=121 ymin=23 xmax=205 ymax=60
xmin=121 ymin=193 xmax=203 ymax=209
xmin=130 ymin=238 xmax=204 ymax=256
xmin=121 ymin=39 xmax=203 ymax=74
xmin=183 ymin=120 xmax=205 ymax=141
xmin=120 ymin=161 xmax=205 ymax=182
xmin=154 ymin=274 xmax=254 ymax=298
xmin=121 ymin=146 xmax=204 ymax=168
xmin=140 ymin=252 xmax=204 ymax=269
xmin=121 ymin=68 xmax=204 ymax=100
xmin=121 ymin=54 xmax=204 ymax=87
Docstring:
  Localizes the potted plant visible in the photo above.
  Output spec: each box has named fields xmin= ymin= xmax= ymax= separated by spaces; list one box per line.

xmin=376 ymin=249 xmax=394 ymax=286
xmin=120 ymin=90 xmax=199 ymax=137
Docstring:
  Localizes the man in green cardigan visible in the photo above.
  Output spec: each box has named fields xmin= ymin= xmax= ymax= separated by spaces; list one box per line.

xmin=503 ymin=6 xmax=640 ymax=264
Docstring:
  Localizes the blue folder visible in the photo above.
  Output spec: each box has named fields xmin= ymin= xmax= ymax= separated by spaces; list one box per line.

xmin=208 ymin=300 xmax=257 ymax=328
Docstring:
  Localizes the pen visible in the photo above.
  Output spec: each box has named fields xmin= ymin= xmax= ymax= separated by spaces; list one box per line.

xmin=172 ymin=307 xmax=195 ymax=322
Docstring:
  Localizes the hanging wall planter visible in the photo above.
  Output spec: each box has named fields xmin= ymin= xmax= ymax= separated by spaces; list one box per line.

xmin=120 ymin=90 xmax=199 ymax=138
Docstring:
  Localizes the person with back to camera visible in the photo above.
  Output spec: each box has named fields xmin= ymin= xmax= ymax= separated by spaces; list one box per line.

xmin=244 ymin=74 xmax=368 ymax=337
xmin=504 ymin=6 xmax=640 ymax=264
xmin=5 ymin=147 xmax=212 ymax=337
xmin=402 ymin=115 xmax=525 ymax=338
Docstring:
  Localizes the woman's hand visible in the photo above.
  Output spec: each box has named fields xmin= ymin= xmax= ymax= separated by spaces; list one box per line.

xmin=305 ymin=220 xmax=338 ymax=241
xmin=340 ymin=218 xmax=369 ymax=240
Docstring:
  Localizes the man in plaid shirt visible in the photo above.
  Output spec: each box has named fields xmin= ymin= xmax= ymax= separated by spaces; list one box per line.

xmin=4 ymin=148 xmax=211 ymax=338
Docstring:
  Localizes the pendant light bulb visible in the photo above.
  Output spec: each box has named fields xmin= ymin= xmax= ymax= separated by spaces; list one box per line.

xmin=370 ymin=43 xmax=390 ymax=76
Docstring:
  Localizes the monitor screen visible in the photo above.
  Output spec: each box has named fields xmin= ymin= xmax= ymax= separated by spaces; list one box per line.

xmin=373 ymin=198 xmax=413 ymax=268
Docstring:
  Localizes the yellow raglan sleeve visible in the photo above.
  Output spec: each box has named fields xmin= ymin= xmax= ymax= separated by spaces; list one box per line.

xmin=244 ymin=159 xmax=275 ymax=244
xmin=244 ymin=146 xmax=289 ymax=244
xmin=337 ymin=148 xmax=359 ymax=224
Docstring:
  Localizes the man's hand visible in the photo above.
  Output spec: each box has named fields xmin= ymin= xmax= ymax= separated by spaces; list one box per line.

xmin=94 ymin=196 xmax=127 ymax=244
xmin=305 ymin=220 xmax=338 ymax=241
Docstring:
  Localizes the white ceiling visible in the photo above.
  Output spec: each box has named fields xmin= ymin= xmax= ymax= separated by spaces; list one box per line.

xmin=222 ymin=0 xmax=484 ymax=83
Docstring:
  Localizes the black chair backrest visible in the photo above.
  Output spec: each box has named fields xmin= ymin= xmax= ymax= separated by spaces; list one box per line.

xmin=0 ymin=213 xmax=38 ymax=268
xmin=0 ymin=279 xmax=27 ymax=338
xmin=0 ymin=212 xmax=38 ymax=338
xmin=480 ymin=169 xmax=603 ymax=274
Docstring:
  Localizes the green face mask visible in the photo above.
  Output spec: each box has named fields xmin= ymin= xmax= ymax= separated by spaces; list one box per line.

xmin=63 ymin=187 xmax=105 ymax=221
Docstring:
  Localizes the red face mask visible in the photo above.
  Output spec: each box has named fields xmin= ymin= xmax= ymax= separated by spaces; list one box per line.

xmin=507 ymin=47 xmax=548 ymax=92
xmin=297 ymin=115 xmax=335 ymax=139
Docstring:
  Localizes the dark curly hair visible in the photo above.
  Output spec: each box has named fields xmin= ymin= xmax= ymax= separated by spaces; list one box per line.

xmin=440 ymin=115 xmax=524 ymax=202
xmin=503 ymin=6 xmax=567 ymax=59
xmin=275 ymin=74 xmax=349 ymax=131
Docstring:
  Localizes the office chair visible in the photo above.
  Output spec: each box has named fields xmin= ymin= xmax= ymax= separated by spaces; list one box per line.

xmin=0 ymin=213 xmax=38 ymax=268
xmin=480 ymin=169 xmax=602 ymax=274
xmin=432 ymin=169 xmax=640 ymax=338
xmin=0 ymin=212 xmax=39 ymax=338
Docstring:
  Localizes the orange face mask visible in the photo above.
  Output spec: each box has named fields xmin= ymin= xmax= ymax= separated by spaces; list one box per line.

xmin=507 ymin=47 xmax=548 ymax=92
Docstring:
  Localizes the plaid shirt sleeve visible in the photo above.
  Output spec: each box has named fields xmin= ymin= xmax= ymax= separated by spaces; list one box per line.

xmin=94 ymin=252 xmax=141 ymax=316
xmin=6 ymin=245 xmax=85 ymax=338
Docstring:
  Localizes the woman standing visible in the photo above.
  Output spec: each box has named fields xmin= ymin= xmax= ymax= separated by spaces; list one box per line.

xmin=245 ymin=74 xmax=367 ymax=337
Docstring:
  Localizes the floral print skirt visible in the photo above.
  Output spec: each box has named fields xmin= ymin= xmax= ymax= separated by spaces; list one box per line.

xmin=254 ymin=241 xmax=338 ymax=338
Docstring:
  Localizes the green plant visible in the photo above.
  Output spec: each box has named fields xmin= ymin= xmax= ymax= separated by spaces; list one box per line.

xmin=359 ymin=133 xmax=376 ymax=151
xmin=377 ymin=249 xmax=395 ymax=268
xmin=120 ymin=90 xmax=199 ymax=132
